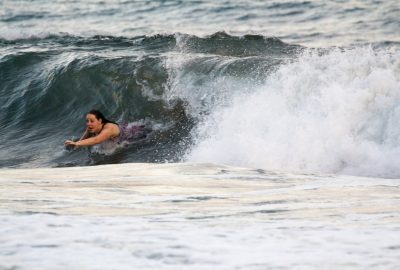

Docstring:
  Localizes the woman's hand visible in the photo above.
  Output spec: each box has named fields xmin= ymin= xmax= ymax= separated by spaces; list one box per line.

xmin=64 ymin=140 xmax=76 ymax=146
xmin=64 ymin=140 xmax=78 ymax=150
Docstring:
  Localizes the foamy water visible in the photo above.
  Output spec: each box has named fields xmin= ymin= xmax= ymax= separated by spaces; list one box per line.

xmin=185 ymin=47 xmax=400 ymax=178
xmin=1 ymin=163 xmax=399 ymax=269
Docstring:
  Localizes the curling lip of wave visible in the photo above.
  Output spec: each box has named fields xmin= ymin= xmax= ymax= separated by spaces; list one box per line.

xmin=0 ymin=32 xmax=302 ymax=55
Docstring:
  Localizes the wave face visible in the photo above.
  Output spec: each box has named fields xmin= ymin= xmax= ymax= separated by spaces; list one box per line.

xmin=0 ymin=33 xmax=299 ymax=168
xmin=1 ymin=32 xmax=400 ymax=177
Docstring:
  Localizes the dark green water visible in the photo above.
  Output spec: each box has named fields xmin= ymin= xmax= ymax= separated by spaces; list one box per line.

xmin=0 ymin=33 xmax=301 ymax=167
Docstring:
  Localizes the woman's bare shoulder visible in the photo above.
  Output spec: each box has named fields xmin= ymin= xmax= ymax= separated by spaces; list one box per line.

xmin=103 ymin=123 xmax=120 ymax=136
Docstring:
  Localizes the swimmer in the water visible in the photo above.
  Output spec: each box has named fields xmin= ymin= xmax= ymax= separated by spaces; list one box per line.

xmin=64 ymin=109 xmax=148 ymax=150
xmin=64 ymin=109 xmax=120 ymax=149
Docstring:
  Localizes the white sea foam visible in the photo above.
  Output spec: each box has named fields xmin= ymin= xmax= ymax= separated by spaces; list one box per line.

xmin=1 ymin=163 xmax=399 ymax=269
xmin=181 ymin=47 xmax=400 ymax=178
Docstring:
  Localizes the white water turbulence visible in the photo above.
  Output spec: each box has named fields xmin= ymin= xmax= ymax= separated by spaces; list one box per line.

xmin=1 ymin=163 xmax=399 ymax=269
xmin=186 ymin=47 xmax=400 ymax=178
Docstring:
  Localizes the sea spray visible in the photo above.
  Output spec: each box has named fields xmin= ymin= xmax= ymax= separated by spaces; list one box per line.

xmin=186 ymin=47 xmax=400 ymax=178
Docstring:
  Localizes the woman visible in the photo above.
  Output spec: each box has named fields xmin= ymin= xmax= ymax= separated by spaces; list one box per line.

xmin=65 ymin=109 xmax=149 ymax=151
xmin=64 ymin=109 xmax=120 ymax=149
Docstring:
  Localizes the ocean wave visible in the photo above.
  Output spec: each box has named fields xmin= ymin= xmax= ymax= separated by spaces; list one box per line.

xmin=1 ymin=32 xmax=400 ymax=177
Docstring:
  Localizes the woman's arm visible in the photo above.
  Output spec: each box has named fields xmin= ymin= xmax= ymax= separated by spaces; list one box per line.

xmin=65 ymin=126 xmax=115 ymax=147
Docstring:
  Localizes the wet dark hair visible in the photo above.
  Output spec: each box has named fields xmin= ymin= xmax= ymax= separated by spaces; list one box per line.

xmin=87 ymin=109 xmax=117 ymax=125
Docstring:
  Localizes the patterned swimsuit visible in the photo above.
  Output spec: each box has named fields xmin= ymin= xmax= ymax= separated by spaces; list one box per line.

xmin=111 ymin=123 xmax=147 ymax=144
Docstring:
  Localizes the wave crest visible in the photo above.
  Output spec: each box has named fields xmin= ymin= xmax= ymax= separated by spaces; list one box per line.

xmin=186 ymin=47 xmax=400 ymax=178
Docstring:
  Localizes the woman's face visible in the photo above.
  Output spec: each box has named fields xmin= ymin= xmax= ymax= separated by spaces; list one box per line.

xmin=86 ymin=113 xmax=102 ymax=133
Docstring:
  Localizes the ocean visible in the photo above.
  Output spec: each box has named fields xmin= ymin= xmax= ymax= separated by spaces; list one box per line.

xmin=1 ymin=0 xmax=400 ymax=269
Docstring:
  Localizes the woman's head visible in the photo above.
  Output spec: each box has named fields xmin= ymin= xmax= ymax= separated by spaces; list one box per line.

xmin=86 ymin=109 xmax=110 ymax=133
xmin=88 ymin=109 xmax=106 ymax=122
